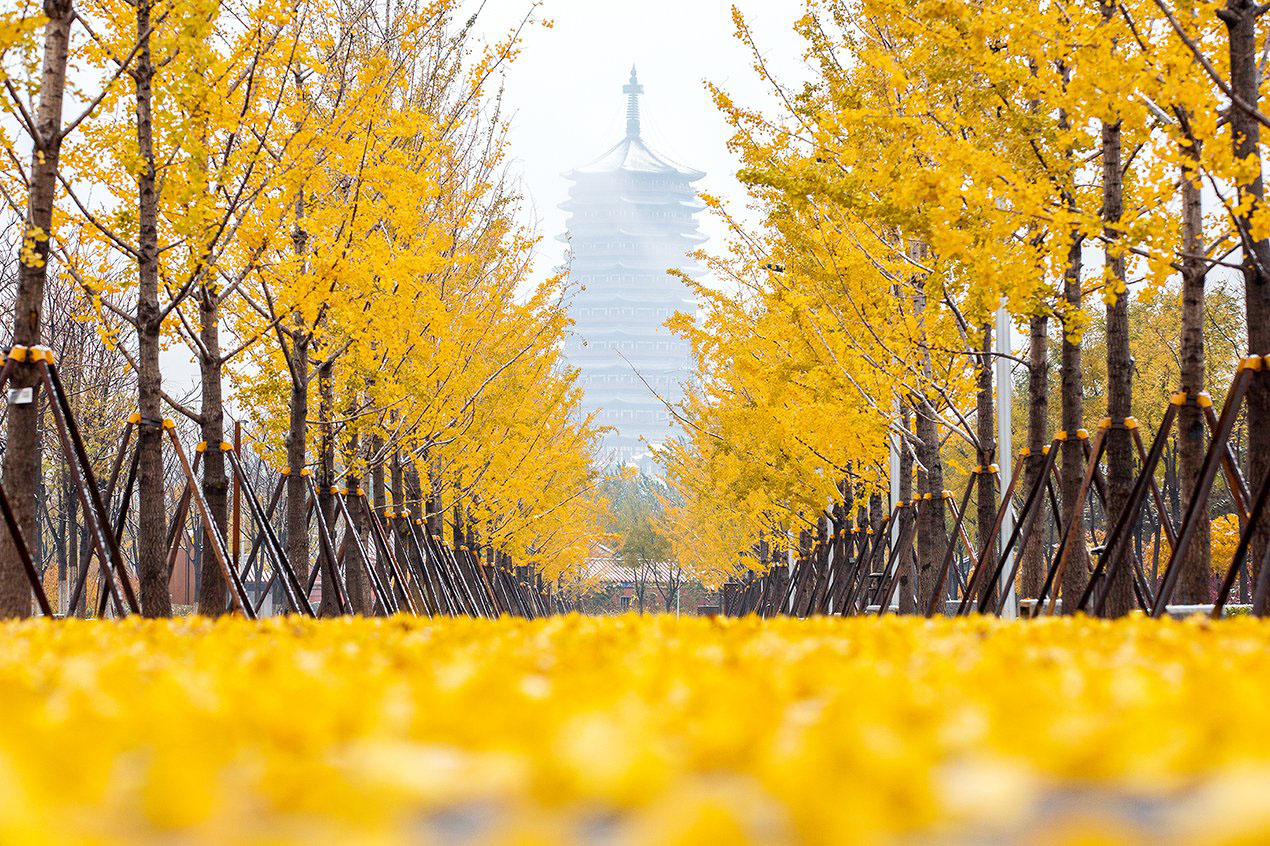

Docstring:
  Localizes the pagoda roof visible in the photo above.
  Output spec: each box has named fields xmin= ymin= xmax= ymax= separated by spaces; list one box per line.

xmin=570 ymin=301 xmax=696 ymax=313
xmin=572 ymin=362 xmax=681 ymax=374
xmin=585 ymin=396 xmax=676 ymax=409
xmin=572 ymin=326 xmax=687 ymax=339
xmin=617 ymin=194 xmax=706 ymax=210
xmin=564 ymin=67 xmax=704 ymax=182
xmin=566 ymin=136 xmax=704 ymax=181
xmin=570 ymin=293 xmax=696 ymax=307
xmin=569 ymin=259 xmax=705 ymax=274
xmin=558 ymin=195 xmax=705 ymax=212
xmin=586 ymin=226 xmax=707 ymax=242
xmin=568 ymin=181 xmax=698 ymax=198
xmin=560 ymin=227 xmax=707 ymax=245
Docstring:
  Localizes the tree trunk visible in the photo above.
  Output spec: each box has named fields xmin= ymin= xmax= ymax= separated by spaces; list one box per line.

xmin=345 ymin=473 xmax=372 ymax=615
xmin=911 ymin=277 xmax=946 ymax=611
xmin=391 ymin=451 xmax=406 ymax=560
xmin=196 ymin=288 xmax=228 ymax=615
xmin=913 ymin=401 xmax=946 ymax=611
xmin=54 ymin=467 xmax=67 ymax=612
xmin=637 ymin=560 xmax=646 ymax=614
xmin=404 ymin=463 xmax=435 ymax=614
xmin=1221 ymin=1 xmax=1270 ymax=614
xmin=283 ymin=114 xmax=311 ymax=609
xmin=134 ymin=0 xmax=171 ymax=617
xmin=67 ymin=474 xmax=79 ymax=615
xmin=391 ymin=452 xmax=408 ymax=607
xmin=897 ymin=406 xmax=917 ymax=614
xmin=1176 ymin=131 xmax=1211 ymax=604
xmin=316 ymin=362 xmax=338 ymax=616
xmin=285 ymin=332 xmax=309 ymax=606
xmin=1100 ymin=101 xmax=1135 ymax=618
xmin=343 ymin=422 xmax=371 ymax=615
xmin=1021 ymin=313 xmax=1049 ymax=598
xmin=1059 ymin=231 xmax=1088 ymax=612
xmin=975 ymin=324 xmax=998 ymax=608
xmin=451 ymin=496 xmax=463 ymax=551
xmin=426 ymin=455 xmax=443 ymax=538
xmin=0 ymin=0 xmax=74 ymax=618
xmin=370 ymin=431 xmax=388 ymax=598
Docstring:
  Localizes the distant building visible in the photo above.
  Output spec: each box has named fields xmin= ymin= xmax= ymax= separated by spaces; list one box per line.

xmin=570 ymin=541 xmax=674 ymax=614
xmin=565 ymin=541 xmax=716 ymax=615
xmin=561 ymin=67 xmax=705 ymax=469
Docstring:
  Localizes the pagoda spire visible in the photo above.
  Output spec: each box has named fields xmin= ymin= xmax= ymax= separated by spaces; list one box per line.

xmin=622 ymin=65 xmax=643 ymax=139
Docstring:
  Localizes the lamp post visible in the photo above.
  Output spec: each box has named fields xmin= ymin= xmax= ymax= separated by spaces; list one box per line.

xmin=888 ymin=409 xmax=902 ymax=612
xmin=995 ymin=305 xmax=1018 ymax=619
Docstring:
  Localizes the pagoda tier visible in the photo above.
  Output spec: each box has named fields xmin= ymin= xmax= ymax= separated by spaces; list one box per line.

xmin=562 ymin=67 xmax=704 ymax=469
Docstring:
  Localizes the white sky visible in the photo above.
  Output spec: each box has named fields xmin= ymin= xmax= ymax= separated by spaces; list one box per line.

xmin=167 ymin=0 xmax=810 ymax=397
xmin=472 ymin=0 xmax=810 ymax=280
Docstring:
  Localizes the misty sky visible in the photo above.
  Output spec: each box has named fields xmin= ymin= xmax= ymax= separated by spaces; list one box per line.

xmin=167 ymin=0 xmax=810 ymax=394
xmin=472 ymin=0 xmax=809 ymax=280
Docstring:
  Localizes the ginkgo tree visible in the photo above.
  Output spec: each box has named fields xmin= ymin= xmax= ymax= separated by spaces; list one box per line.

xmin=662 ymin=0 xmax=1251 ymax=616
xmin=0 ymin=0 xmax=605 ymax=618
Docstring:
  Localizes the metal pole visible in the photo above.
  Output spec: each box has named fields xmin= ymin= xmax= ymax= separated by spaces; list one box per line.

xmin=888 ymin=409 xmax=904 ymax=613
xmin=232 ymin=420 xmax=241 ymax=575
xmin=889 ymin=423 xmax=901 ymax=548
xmin=995 ymin=306 xmax=1018 ymax=619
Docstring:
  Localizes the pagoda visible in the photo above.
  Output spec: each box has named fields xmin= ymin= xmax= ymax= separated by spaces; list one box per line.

xmin=561 ymin=67 xmax=706 ymax=468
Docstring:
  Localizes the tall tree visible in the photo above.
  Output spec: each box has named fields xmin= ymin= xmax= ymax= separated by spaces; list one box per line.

xmin=1218 ymin=1 xmax=1270 ymax=612
xmin=1098 ymin=1 xmax=1136 ymax=616
xmin=975 ymin=324 xmax=997 ymax=608
xmin=1020 ymin=312 xmax=1049 ymax=599
xmin=1175 ymin=118 xmax=1210 ymax=604
xmin=131 ymin=0 xmax=170 ymax=616
xmin=0 ymin=0 xmax=75 ymax=617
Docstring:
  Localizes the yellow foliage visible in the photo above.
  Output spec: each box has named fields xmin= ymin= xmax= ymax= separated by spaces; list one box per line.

xmin=660 ymin=0 xmax=1242 ymax=579
xmin=4 ymin=0 xmax=603 ymax=584
xmin=1210 ymin=513 xmax=1240 ymax=575
xmin=0 ymin=616 xmax=1269 ymax=844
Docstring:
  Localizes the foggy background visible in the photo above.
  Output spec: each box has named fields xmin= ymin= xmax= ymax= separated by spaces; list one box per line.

xmin=164 ymin=0 xmax=809 ymax=396
xmin=471 ymin=0 xmax=808 ymax=281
